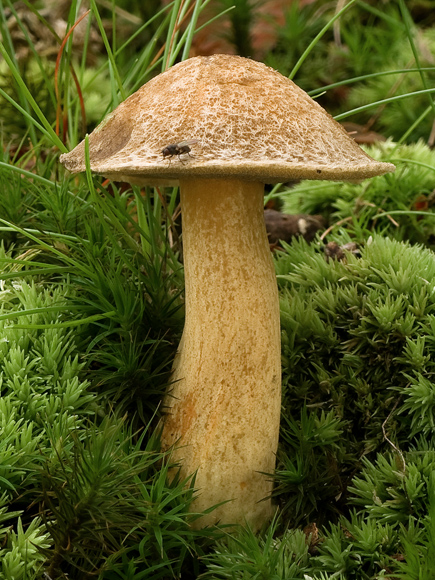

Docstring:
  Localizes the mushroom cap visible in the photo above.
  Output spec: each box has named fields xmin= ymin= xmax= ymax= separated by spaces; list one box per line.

xmin=60 ymin=54 xmax=395 ymax=184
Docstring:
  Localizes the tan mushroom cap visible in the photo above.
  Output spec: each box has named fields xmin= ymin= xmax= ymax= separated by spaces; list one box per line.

xmin=60 ymin=54 xmax=395 ymax=184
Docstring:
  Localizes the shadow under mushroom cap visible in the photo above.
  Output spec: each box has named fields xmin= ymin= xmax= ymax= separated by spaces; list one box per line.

xmin=60 ymin=54 xmax=395 ymax=184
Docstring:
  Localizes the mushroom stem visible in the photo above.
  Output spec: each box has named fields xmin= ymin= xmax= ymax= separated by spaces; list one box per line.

xmin=161 ymin=178 xmax=281 ymax=529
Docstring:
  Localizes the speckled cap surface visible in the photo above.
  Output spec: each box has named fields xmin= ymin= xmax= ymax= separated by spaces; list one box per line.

xmin=60 ymin=54 xmax=395 ymax=184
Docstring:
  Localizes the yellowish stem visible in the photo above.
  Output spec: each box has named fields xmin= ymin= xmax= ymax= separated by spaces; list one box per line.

xmin=161 ymin=178 xmax=281 ymax=529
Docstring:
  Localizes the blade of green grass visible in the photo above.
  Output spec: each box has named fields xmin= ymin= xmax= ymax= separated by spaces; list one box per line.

xmin=122 ymin=10 xmax=172 ymax=93
xmin=0 ymin=304 xmax=88 ymax=321
xmin=0 ymin=268 xmax=71 ymax=280
xmin=194 ymin=4 xmax=234 ymax=36
xmin=353 ymin=0 xmax=403 ymax=27
xmin=181 ymin=0 xmax=207 ymax=60
xmin=10 ymin=312 xmax=117 ymax=330
xmin=392 ymin=105 xmax=434 ymax=150
xmin=289 ymin=0 xmax=358 ymax=80
xmin=3 ymin=0 xmax=56 ymax=107
xmin=308 ymin=68 xmax=435 ymax=97
xmin=83 ymin=135 xmax=145 ymax=266
xmin=399 ymin=0 xmax=435 ymax=121
xmin=0 ymin=89 xmax=48 ymax=138
xmin=162 ymin=0 xmax=184 ymax=71
xmin=0 ymin=2 xmax=38 ymax=145
xmin=0 ymin=161 xmax=60 ymax=189
xmin=0 ymin=218 xmax=81 ymax=265
xmin=385 ymin=158 xmax=435 ymax=172
xmin=376 ymin=210 xmax=435 ymax=219
xmin=334 ymin=87 xmax=435 ymax=121
xmin=89 ymin=0 xmax=126 ymax=103
xmin=0 ymin=41 xmax=67 ymax=152
xmin=134 ymin=189 xmax=152 ymax=259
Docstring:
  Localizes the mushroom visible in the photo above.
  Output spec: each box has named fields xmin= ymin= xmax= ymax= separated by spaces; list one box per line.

xmin=60 ymin=54 xmax=395 ymax=529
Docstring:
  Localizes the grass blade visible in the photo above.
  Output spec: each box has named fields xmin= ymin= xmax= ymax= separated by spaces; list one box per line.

xmin=289 ymin=0 xmax=358 ymax=80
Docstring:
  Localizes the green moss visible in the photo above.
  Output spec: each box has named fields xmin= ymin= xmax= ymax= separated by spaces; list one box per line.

xmin=280 ymin=141 xmax=435 ymax=248
xmin=274 ymin=234 xmax=435 ymax=524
